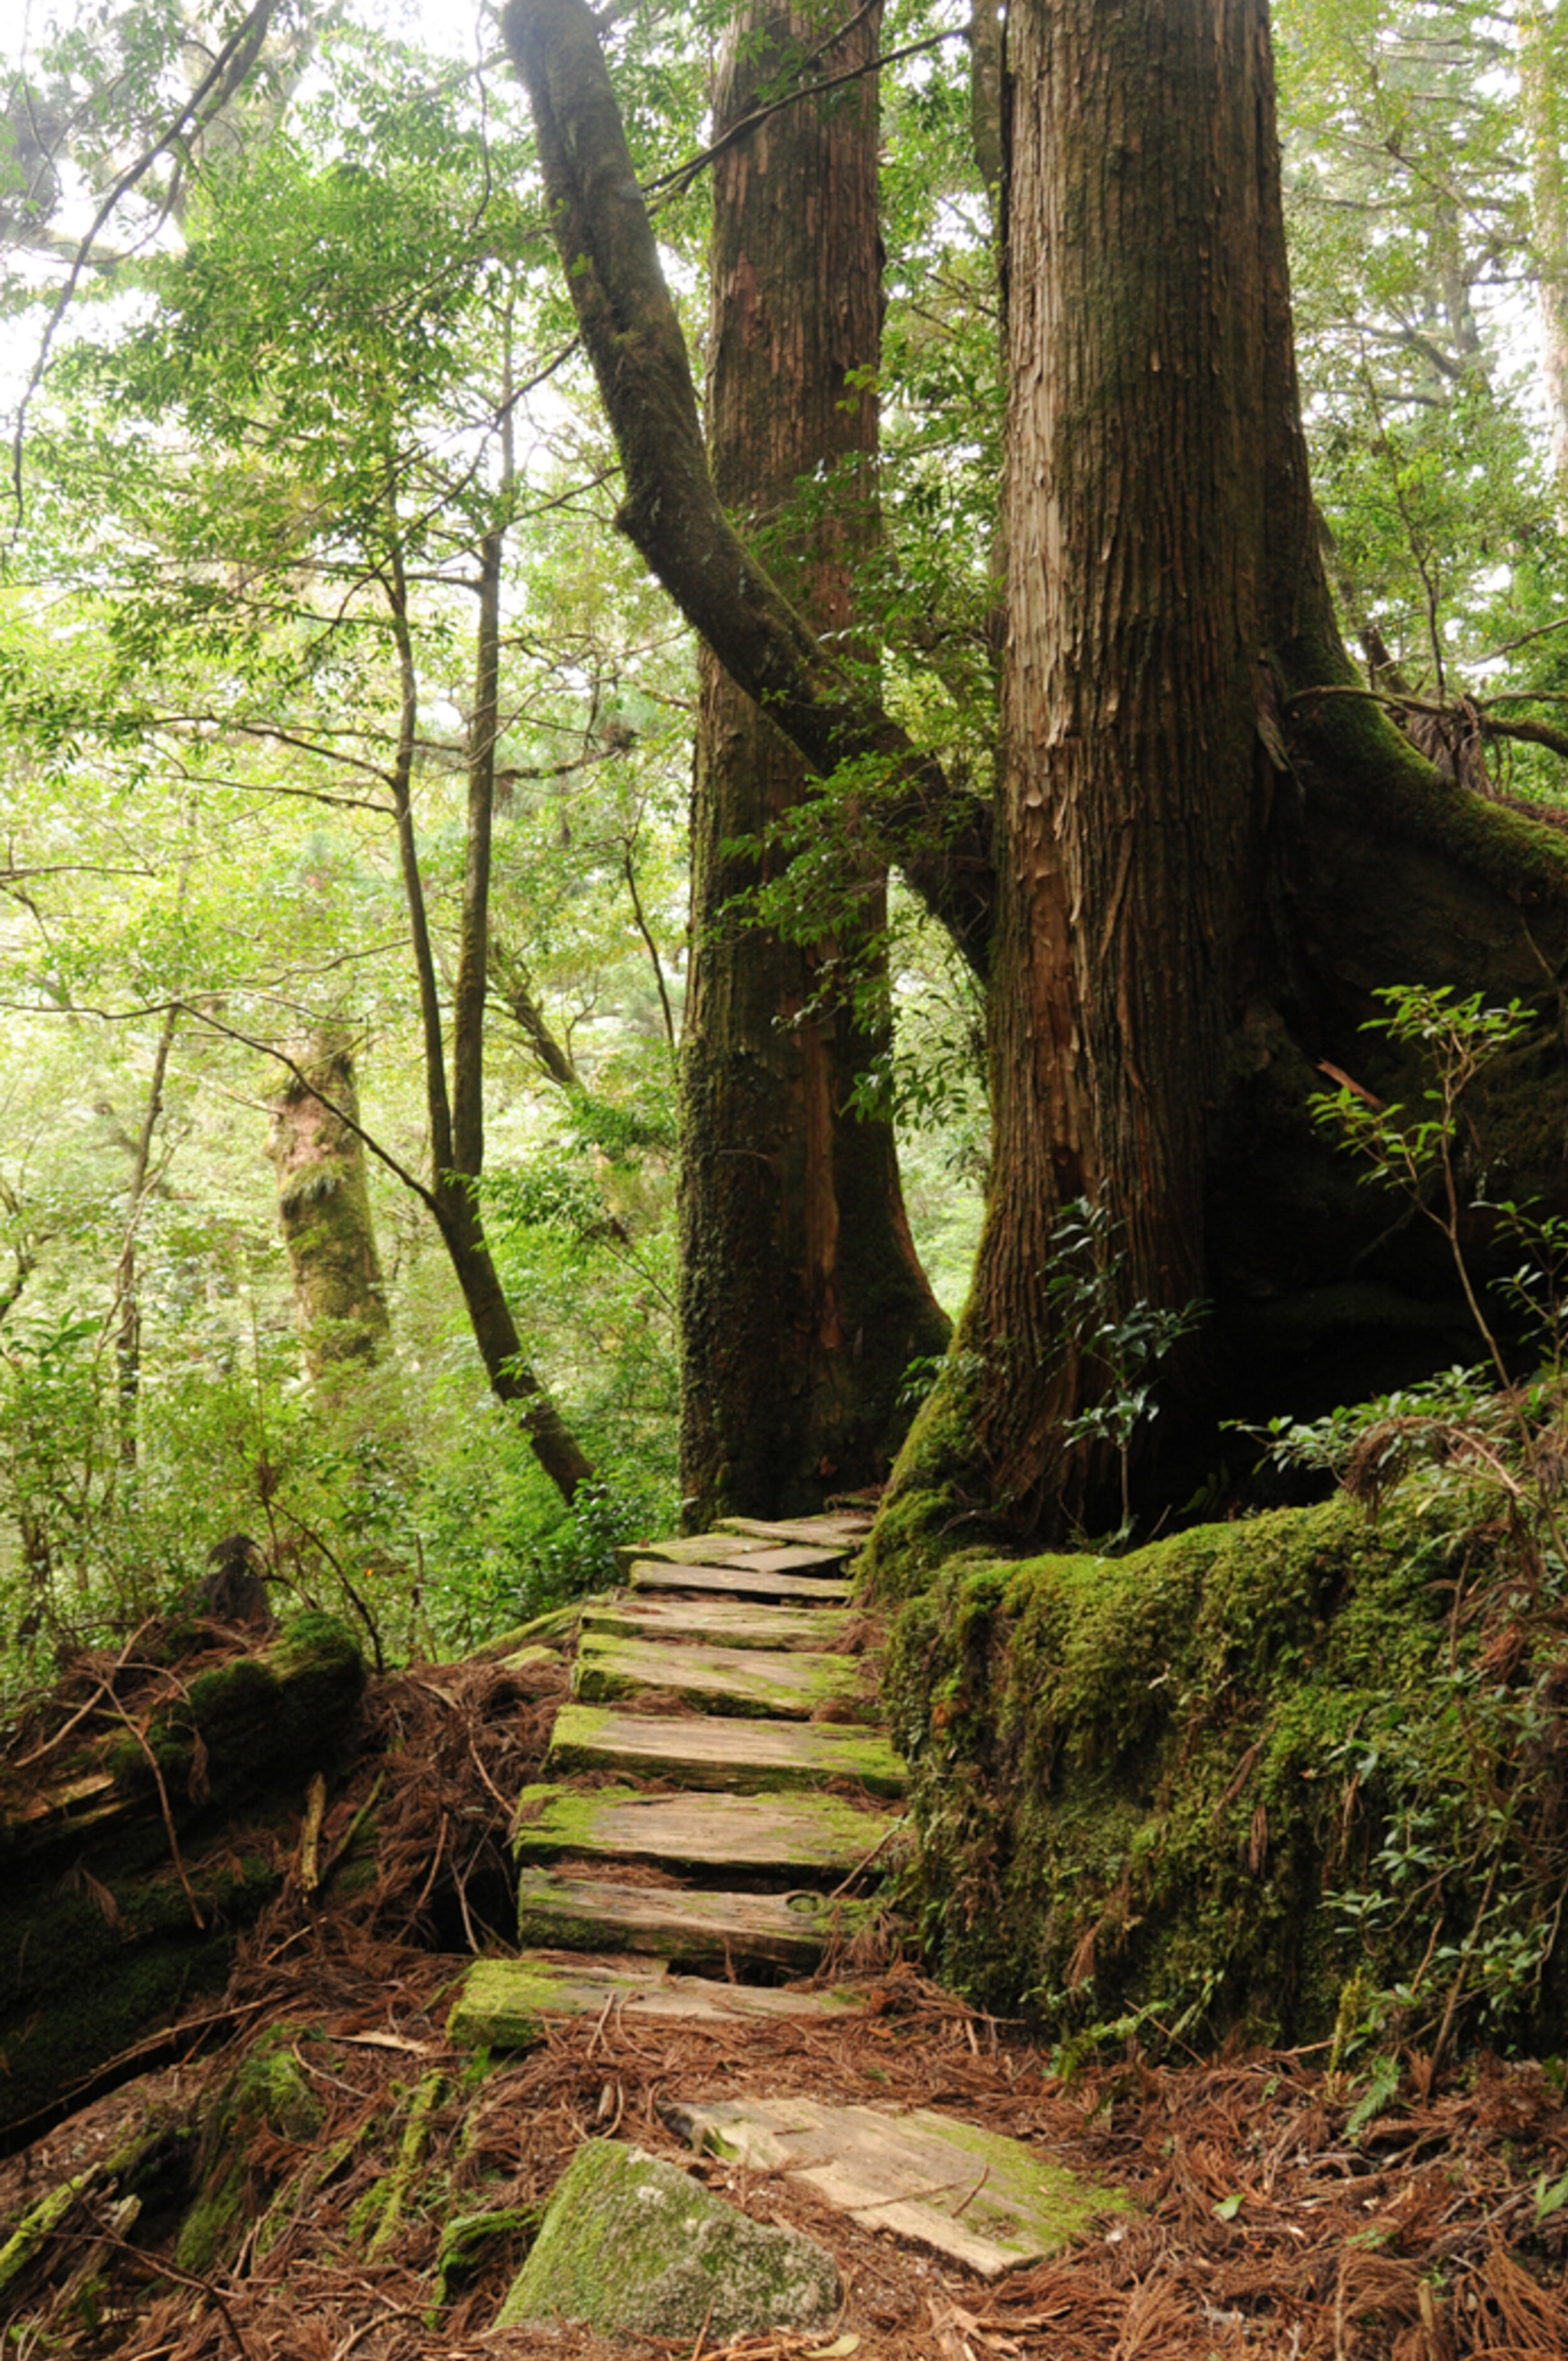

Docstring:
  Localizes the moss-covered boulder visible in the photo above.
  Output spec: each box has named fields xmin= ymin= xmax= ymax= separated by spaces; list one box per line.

xmin=885 ymin=1489 xmax=1568 ymax=2054
xmin=497 ymin=2140 xmax=839 ymax=2340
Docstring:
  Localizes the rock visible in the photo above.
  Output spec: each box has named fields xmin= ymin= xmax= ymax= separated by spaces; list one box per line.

xmin=496 ymin=2138 xmax=839 ymax=2341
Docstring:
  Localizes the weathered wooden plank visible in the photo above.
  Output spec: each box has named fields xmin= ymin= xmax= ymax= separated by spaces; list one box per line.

xmin=627 ymin=1560 xmax=852 ymax=1606
xmin=581 ymin=1598 xmax=854 ymax=1653
xmin=614 ymin=1532 xmax=786 ymax=1575
xmin=547 ymin=1704 xmax=906 ymax=1796
xmin=718 ymin=1515 xmax=874 ymax=1549
xmin=512 ymin=1782 xmax=899 ymax=1877
xmin=572 ymin=1632 xmax=862 ymax=1721
xmin=515 ymin=1869 xmax=864 ymax=1970
xmin=447 ymin=1956 xmax=866 ymax=2051
xmin=704 ymin=1545 xmax=848 ymax=1574
xmin=669 ymin=2099 xmax=1132 ymax=2281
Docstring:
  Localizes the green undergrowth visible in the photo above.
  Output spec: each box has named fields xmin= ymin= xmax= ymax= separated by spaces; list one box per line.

xmin=884 ymin=1485 xmax=1568 ymax=2057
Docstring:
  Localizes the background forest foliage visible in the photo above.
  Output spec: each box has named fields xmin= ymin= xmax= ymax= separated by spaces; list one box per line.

xmin=1 ymin=0 xmax=1567 ymax=1686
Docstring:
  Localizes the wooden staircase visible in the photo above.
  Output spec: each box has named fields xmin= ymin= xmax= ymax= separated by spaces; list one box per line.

xmin=448 ymin=1510 xmax=904 ymax=2046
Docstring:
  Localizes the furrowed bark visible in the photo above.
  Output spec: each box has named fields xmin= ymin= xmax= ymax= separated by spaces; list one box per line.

xmin=679 ymin=0 xmax=950 ymax=1524
xmin=501 ymin=0 xmax=995 ymax=980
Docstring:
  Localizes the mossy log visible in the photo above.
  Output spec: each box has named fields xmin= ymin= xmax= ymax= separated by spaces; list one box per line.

xmin=0 ymin=1613 xmax=365 ymax=2136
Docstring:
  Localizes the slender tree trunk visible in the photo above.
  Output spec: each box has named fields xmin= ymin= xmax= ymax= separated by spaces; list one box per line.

xmin=680 ymin=0 xmax=950 ymax=1522
xmin=267 ymin=1027 xmax=392 ymax=1381
xmin=1519 ymin=5 xmax=1568 ymax=508
xmin=110 ymin=1004 xmax=177 ymax=1465
xmin=381 ymin=471 xmax=594 ymax=1504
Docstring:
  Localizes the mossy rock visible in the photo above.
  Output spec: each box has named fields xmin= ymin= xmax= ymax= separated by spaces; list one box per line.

xmin=497 ymin=2140 xmax=839 ymax=2340
xmin=886 ymin=1486 xmax=1568 ymax=2053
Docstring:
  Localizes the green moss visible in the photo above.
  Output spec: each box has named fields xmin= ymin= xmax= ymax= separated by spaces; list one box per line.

xmin=110 ymin=1613 xmax=364 ymax=1814
xmin=433 ymin=2204 xmax=543 ymax=2311
xmin=497 ymin=2140 xmax=838 ymax=2340
xmin=359 ymin=2071 xmax=448 ymax=2260
xmin=176 ymin=2032 xmax=325 ymax=2276
xmin=886 ymin=1488 xmax=1562 ymax=2052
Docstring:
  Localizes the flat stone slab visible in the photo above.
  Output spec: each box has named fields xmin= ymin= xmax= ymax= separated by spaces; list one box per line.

xmin=628 ymin=1559 xmax=852 ymax=1606
xmin=448 ymin=1956 xmax=866 ymax=2051
xmin=514 ymin=1782 xmax=899 ymax=1878
xmin=581 ymin=1597 xmax=854 ymax=1653
xmin=573 ymin=1631 xmax=863 ymax=1720
xmin=669 ymin=2098 xmax=1133 ymax=2281
xmin=497 ymin=2139 xmax=839 ymax=2340
xmin=516 ymin=1868 xmax=864 ymax=1970
xmin=548 ymin=1704 xmax=907 ymax=1797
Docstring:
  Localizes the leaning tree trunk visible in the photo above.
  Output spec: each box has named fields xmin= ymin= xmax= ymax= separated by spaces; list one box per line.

xmin=681 ymin=0 xmax=950 ymax=1523
xmin=267 ymin=1029 xmax=392 ymax=1381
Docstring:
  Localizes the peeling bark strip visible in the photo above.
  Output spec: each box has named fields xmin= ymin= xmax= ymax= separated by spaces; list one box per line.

xmin=501 ymin=0 xmax=995 ymax=979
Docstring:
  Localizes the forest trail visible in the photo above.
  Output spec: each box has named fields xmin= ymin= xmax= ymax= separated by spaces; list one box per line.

xmin=447 ymin=1514 xmax=1115 ymax=2282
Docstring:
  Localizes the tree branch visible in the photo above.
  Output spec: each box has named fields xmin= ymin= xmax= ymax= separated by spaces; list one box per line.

xmin=501 ymin=0 xmax=995 ymax=979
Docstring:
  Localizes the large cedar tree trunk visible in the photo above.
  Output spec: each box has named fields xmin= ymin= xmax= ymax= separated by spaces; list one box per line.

xmin=880 ymin=0 xmax=1568 ymax=1551
xmin=506 ymin=0 xmax=1568 ymax=1554
xmin=681 ymin=0 xmax=950 ymax=1522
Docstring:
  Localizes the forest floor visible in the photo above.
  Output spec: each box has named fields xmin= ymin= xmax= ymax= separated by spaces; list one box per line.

xmin=5 ymin=1598 xmax=1568 ymax=2359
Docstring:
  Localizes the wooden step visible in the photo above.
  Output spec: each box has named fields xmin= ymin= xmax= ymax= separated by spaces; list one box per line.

xmin=572 ymin=1632 xmax=863 ymax=1721
xmin=547 ymin=1704 xmax=907 ymax=1797
xmin=448 ymin=1955 xmax=867 ymax=2051
xmin=581 ymin=1597 xmax=854 ymax=1653
xmin=630 ymin=1537 xmax=848 ymax=1575
xmin=628 ymin=1560 xmax=852 ymax=1606
xmin=513 ymin=1782 xmax=900 ymax=1879
xmin=614 ymin=1532 xmax=795 ymax=1574
xmin=516 ymin=1869 xmax=866 ymax=1971
xmin=719 ymin=1515 xmax=874 ymax=1549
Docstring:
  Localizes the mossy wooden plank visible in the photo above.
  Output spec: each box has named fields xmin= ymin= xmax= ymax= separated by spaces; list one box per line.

xmin=670 ymin=2098 xmax=1133 ymax=2281
xmin=581 ymin=1598 xmax=854 ymax=1652
xmin=546 ymin=1704 xmax=907 ymax=1796
xmin=512 ymin=1782 xmax=899 ymax=1877
xmin=628 ymin=1560 xmax=852 ymax=1605
xmin=447 ymin=1956 xmax=865 ymax=2050
xmin=572 ymin=1632 xmax=862 ymax=1720
xmin=516 ymin=1869 xmax=862 ymax=1969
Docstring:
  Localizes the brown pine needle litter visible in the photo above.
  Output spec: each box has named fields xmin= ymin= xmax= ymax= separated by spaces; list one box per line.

xmin=2 ymin=1647 xmax=1567 ymax=2360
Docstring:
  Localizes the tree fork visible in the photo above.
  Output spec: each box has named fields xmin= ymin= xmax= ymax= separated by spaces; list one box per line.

xmin=501 ymin=0 xmax=996 ymax=981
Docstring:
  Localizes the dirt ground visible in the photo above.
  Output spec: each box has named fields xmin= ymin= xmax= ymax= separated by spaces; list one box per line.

xmin=4 ymin=1646 xmax=1568 ymax=2360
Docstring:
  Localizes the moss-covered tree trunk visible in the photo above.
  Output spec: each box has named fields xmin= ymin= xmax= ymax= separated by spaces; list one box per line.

xmin=680 ymin=0 xmax=950 ymax=1522
xmin=268 ymin=1029 xmax=392 ymax=1381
